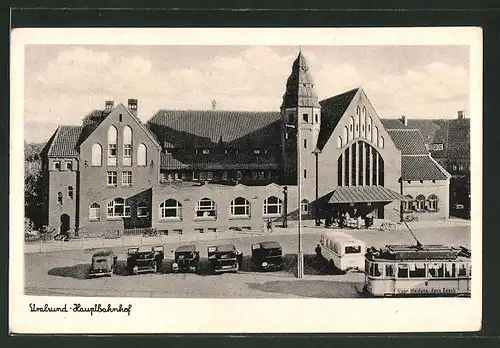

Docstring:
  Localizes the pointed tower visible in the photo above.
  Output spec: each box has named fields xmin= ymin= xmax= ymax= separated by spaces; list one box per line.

xmin=281 ymin=51 xmax=321 ymax=202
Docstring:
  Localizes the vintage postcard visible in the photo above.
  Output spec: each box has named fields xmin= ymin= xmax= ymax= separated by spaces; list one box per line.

xmin=10 ymin=27 xmax=482 ymax=333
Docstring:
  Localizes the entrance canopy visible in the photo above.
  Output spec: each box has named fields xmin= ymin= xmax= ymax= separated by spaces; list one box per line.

xmin=327 ymin=186 xmax=411 ymax=204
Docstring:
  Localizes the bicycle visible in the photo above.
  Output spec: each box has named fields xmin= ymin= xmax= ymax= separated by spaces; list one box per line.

xmin=404 ymin=214 xmax=419 ymax=222
xmin=379 ymin=221 xmax=397 ymax=231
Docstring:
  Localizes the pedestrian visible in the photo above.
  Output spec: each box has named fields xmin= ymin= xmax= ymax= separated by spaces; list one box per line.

xmin=266 ymin=219 xmax=273 ymax=233
xmin=315 ymin=243 xmax=322 ymax=260
xmin=357 ymin=215 xmax=362 ymax=229
xmin=237 ymin=252 xmax=244 ymax=270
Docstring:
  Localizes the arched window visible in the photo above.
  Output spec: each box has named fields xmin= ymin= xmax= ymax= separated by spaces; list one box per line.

xmin=374 ymin=126 xmax=379 ymax=146
xmin=196 ymin=198 xmax=217 ymax=218
xmin=68 ymin=186 xmax=73 ymax=199
xmin=343 ymin=126 xmax=348 ymax=145
xmin=360 ymin=107 xmax=366 ymax=137
xmin=107 ymin=126 xmax=118 ymax=166
xmin=301 ymin=199 xmax=309 ymax=215
xmin=349 ymin=117 xmax=354 ymax=141
xmin=159 ymin=199 xmax=182 ymax=219
xmin=367 ymin=116 xmax=373 ymax=141
xmin=338 ymin=140 xmax=384 ymax=187
xmin=91 ymin=143 xmax=102 ymax=166
xmin=428 ymin=194 xmax=439 ymax=211
xmin=57 ymin=192 xmax=62 ymax=205
xmin=379 ymin=136 xmax=385 ymax=149
xmin=337 ymin=136 xmax=342 ymax=149
xmin=107 ymin=197 xmax=131 ymax=218
xmin=415 ymin=195 xmax=426 ymax=211
xmin=263 ymin=196 xmax=282 ymax=216
xmin=123 ymin=126 xmax=132 ymax=166
xmin=403 ymin=195 xmax=414 ymax=212
xmin=89 ymin=203 xmax=100 ymax=220
xmin=137 ymin=143 xmax=147 ymax=166
xmin=355 ymin=107 xmax=361 ymax=138
xmin=230 ymin=197 xmax=250 ymax=217
xmin=137 ymin=202 xmax=149 ymax=218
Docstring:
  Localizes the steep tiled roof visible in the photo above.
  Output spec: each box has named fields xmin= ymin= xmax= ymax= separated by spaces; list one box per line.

xmin=401 ymin=155 xmax=448 ymax=180
xmin=45 ymin=126 xmax=83 ymax=157
xmin=281 ymin=52 xmax=320 ymax=109
xmin=316 ymin=88 xmax=358 ymax=151
xmin=147 ymin=110 xmax=281 ymax=148
xmin=382 ymin=117 xmax=470 ymax=163
xmin=387 ymin=129 xmax=428 ymax=155
xmin=381 ymin=118 xmax=441 ymax=145
xmin=328 ymin=186 xmax=410 ymax=204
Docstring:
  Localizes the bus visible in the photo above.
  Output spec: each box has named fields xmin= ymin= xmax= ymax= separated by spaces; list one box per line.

xmin=364 ymin=244 xmax=471 ymax=297
xmin=319 ymin=231 xmax=366 ymax=271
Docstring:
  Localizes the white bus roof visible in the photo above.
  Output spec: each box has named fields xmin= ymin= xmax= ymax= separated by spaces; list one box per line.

xmin=321 ymin=231 xmax=365 ymax=245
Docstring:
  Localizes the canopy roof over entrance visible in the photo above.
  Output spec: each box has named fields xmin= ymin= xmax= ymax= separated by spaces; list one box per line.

xmin=328 ymin=186 xmax=411 ymax=204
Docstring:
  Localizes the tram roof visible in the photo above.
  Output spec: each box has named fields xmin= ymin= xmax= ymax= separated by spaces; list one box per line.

xmin=367 ymin=244 xmax=471 ymax=261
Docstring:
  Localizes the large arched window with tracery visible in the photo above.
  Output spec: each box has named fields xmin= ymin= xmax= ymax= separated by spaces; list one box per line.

xmin=336 ymin=140 xmax=385 ymax=187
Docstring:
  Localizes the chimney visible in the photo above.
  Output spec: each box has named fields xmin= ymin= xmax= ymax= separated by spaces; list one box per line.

xmin=105 ymin=100 xmax=115 ymax=111
xmin=401 ymin=115 xmax=408 ymax=126
xmin=457 ymin=110 xmax=465 ymax=119
xmin=128 ymin=98 xmax=138 ymax=117
xmin=212 ymin=99 xmax=217 ymax=110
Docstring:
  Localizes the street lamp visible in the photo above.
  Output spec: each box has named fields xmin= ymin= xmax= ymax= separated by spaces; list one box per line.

xmin=286 ymin=123 xmax=304 ymax=279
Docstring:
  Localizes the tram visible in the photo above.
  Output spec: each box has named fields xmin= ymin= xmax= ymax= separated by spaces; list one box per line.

xmin=364 ymin=244 xmax=471 ymax=297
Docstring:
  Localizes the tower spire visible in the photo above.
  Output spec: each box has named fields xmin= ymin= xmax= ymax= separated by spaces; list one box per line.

xmin=281 ymin=51 xmax=320 ymax=109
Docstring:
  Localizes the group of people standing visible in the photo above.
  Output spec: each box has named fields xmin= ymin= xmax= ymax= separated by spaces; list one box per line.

xmin=323 ymin=209 xmax=374 ymax=229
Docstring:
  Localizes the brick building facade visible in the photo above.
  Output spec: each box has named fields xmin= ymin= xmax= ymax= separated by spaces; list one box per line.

xmin=40 ymin=52 xmax=451 ymax=237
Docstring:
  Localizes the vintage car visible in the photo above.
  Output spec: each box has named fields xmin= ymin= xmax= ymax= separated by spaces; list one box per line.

xmin=172 ymin=244 xmax=200 ymax=273
xmin=88 ymin=250 xmax=117 ymax=277
xmin=251 ymin=241 xmax=285 ymax=271
xmin=207 ymin=244 xmax=241 ymax=274
xmin=126 ymin=245 xmax=164 ymax=275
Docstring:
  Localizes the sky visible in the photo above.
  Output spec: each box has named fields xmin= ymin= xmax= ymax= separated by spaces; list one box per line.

xmin=24 ymin=45 xmax=470 ymax=144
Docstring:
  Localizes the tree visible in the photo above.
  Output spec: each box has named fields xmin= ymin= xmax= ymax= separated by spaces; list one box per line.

xmin=25 ymin=142 xmax=45 ymax=228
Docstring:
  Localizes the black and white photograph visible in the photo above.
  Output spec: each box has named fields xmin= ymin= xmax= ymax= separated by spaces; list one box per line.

xmin=10 ymin=27 xmax=482 ymax=333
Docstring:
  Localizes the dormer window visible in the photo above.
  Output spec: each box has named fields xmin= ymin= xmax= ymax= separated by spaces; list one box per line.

xmin=202 ymin=149 xmax=210 ymax=155
xmin=253 ymin=149 xmax=261 ymax=155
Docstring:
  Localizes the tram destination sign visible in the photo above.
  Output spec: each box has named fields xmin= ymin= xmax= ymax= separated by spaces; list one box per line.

xmin=396 ymin=287 xmax=458 ymax=295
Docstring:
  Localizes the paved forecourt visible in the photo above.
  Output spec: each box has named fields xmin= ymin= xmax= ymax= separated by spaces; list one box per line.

xmin=24 ymin=222 xmax=470 ymax=298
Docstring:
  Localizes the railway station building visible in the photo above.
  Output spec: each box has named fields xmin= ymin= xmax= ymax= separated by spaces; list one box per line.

xmin=40 ymin=52 xmax=450 ymax=237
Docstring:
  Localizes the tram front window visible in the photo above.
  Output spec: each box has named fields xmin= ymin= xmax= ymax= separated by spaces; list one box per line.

xmin=368 ymin=262 xmax=381 ymax=277
xmin=409 ymin=263 xmax=426 ymax=278
xmin=445 ymin=263 xmax=456 ymax=278
xmin=385 ymin=264 xmax=394 ymax=277
xmin=458 ymin=263 xmax=468 ymax=277
xmin=428 ymin=263 xmax=444 ymax=277
xmin=397 ymin=264 xmax=409 ymax=278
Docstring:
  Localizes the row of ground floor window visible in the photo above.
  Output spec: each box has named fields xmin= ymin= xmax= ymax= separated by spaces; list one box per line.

xmin=90 ymin=196 xmax=311 ymax=220
xmin=402 ymin=194 xmax=440 ymax=212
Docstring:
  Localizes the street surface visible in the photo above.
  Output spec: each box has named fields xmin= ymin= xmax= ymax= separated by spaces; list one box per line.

xmin=25 ymin=224 xmax=471 ymax=298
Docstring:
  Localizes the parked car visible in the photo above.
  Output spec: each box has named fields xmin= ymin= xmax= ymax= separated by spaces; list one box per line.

xmin=251 ymin=241 xmax=285 ymax=271
xmin=126 ymin=245 xmax=164 ymax=275
xmin=172 ymin=244 xmax=200 ymax=273
xmin=207 ymin=244 xmax=241 ymax=274
xmin=88 ymin=250 xmax=117 ymax=277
